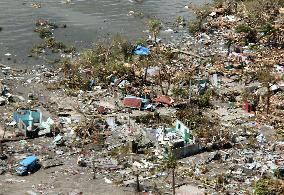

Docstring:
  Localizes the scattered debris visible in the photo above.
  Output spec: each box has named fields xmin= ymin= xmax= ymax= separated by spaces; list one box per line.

xmin=0 ymin=0 xmax=284 ymax=194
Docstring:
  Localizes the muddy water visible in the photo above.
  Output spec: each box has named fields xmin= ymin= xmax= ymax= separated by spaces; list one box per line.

xmin=0 ymin=0 xmax=208 ymax=67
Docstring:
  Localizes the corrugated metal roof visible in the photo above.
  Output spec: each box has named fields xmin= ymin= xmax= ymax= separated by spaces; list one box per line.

xmin=154 ymin=95 xmax=174 ymax=105
xmin=123 ymin=97 xmax=142 ymax=108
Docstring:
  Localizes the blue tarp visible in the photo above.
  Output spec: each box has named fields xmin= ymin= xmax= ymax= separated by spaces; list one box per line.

xmin=134 ymin=45 xmax=150 ymax=56
xmin=20 ymin=155 xmax=38 ymax=166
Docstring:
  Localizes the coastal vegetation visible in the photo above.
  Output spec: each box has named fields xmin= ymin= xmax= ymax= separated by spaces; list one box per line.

xmin=148 ymin=19 xmax=162 ymax=43
xmin=254 ymin=178 xmax=284 ymax=195
xmin=188 ymin=0 xmax=284 ymax=47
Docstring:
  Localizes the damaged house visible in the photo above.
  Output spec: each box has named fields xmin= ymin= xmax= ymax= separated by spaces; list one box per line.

xmin=123 ymin=95 xmax=154 ymax=110
xmin=13 ymin=109 xmax=54 ymax=137
xmin=144 ymin=120 xmax=201 ymax=159
xmin=13 ymin=109 xmax=42 ymax=137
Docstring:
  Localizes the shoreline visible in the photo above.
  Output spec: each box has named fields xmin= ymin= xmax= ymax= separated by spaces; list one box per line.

xmin=0 ymin=0 xmax=198 ymax=69
xmin=0 ymin=1 xmax=284 ymax=194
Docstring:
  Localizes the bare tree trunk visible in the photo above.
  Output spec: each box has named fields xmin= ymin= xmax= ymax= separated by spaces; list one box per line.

xmin=0 ymin=140 xmax=2 ymax=156
xmin=1 ymin=123 xmax=6 ymax=155
xmin=153 ymin=32 xmax=157 ymax=43
xmin=2 ymin=123 xmax=6 ymax=139
xmin=0 ymin=122 xmax=7 ymax=157
xmin=93 ymin=166 xmax=96 ymax=179
xmin=158 ymin=69 xmax=165 ymax=95
xmin=189 ymin=79 xmax=192 ymax=102
xmin=81 ymin=129 xmax=88 ymax=152
xmin=227 ymin=43 xmax=231 ymax=56
xmin=266 ymin=88 xmax=271 ymax=115
xmin=165 ymin=78 xmax=171 ymax=95
xmin=172 ymin=168 xmax=175 ymax=195
xmin=136 ymin=173 xmax=140 ymax=192
xmin=143 ymin=57 xmax=149 ymax=84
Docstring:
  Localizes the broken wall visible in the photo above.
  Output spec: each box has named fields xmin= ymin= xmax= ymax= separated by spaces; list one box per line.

xmin=172 ymin=143 xmax=201 ymax=159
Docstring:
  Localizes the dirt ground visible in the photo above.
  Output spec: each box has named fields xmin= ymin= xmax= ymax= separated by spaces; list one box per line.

xmin=0 ymin=163 xmax=136 ymax=195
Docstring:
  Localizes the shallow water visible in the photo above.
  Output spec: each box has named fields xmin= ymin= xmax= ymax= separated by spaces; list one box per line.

xmin=0 ymin=0 xmax=209 ymax=67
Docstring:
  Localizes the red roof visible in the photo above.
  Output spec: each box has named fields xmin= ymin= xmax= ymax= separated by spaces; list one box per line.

xmin=154 ymin=95 xmax=174 ymax=106
xmin=123 ymin=97 xmax=142 ymax=108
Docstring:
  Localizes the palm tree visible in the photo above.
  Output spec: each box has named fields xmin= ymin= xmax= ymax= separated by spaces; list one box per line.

xmin=0 ymin=117 xmax=7 ymax=158
xmin=163 ymin=149 xmax=177 ymax=195
xmin=59 ymin=58 xmax=71 ymax=79
xmin=131 ymin=157 xmax=143 ymax=193
xmin=148 ymin=19 xmax=162 ymax=43
xmin=92 ymin=158 xmax=97 ymax=179
xmin=225 ymin=36 xmax=235 ymax=56
xmin=257 ymin=64 xmax=275 ymax=114
xmin=152 ymin=48 xmax=178 ymax=95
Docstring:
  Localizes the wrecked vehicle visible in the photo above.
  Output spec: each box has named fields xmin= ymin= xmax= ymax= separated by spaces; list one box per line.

xmin=15 ymin=155 xmax=40 ymax=176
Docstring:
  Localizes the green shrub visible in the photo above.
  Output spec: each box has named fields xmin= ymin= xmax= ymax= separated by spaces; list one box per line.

xmin=136 ymin=38 xmax=147 ymax=46
xmin=236 ymin=24 xmax=252 ymax=33
xmin=176 ymin=16 xmax=186 ymax=26
xmin=148 ymin=19 xmax=162 ymax=42
xmin=134 ymin=113 xmax=172 ymax=125
xmin=63 ymin=45 xmax=76 ymax=53
xmin=171 ymin=87 xmax=188 ymax=99
xmin=236 ymin=24 xmax=257 ymax=44
xmin=274 ymin=168 xmax=284 ymax=179
xmin=35 ymin=27 xmax=53 ymax=39
xmin=259 ymin=22 xmax=275 ymax=35
xmin=30 ymin=43 xmax=45 ymax=54
xmin=188 ymin=19 xmax=202 ymax=34
xmin=254 ymin=178 xmax=284 ymax=195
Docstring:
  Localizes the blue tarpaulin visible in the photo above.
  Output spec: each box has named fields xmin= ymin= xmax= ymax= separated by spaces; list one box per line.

xmin=20 ymin=155 xmax=38 ymax=166
xmin=134 ymin=45 xmax=150 ymax=56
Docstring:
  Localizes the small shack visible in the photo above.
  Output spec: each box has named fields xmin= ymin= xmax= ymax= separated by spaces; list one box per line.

xmin=13 ymin=109 xmax=42 ymax=136
xmin=123 ymin=96 xmax=153 ymax=110
xmin=153 ymin=95 xmax=174 ymax=106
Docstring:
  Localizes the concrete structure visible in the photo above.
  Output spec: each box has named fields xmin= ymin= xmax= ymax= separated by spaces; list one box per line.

xmin=172 ymin=143 xmax=202 ymax=159
xmin=13 ymin=109 xmax=42 ymax=136
xmin=175 ymin=120 xmax=192 ymax=143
